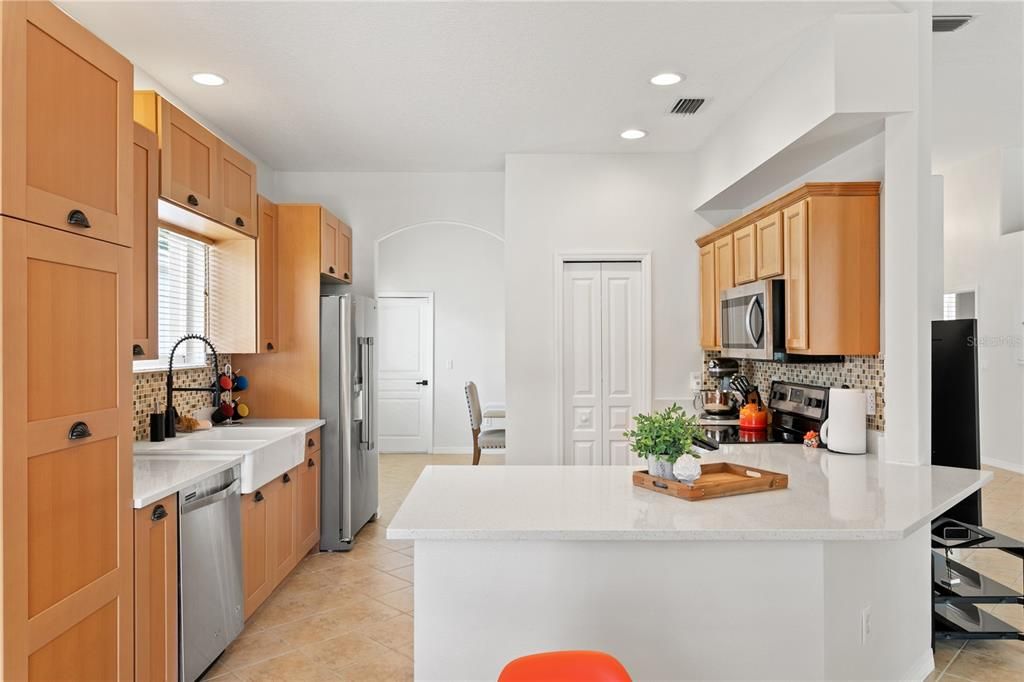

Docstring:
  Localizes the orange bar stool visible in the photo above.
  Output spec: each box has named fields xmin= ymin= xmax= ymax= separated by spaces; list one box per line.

xmin=498 ymin=651 xmax=632 ymax=682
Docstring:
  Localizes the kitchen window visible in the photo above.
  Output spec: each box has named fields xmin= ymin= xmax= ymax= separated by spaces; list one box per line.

xmin=133 ymin=228 xmax=210 ymax=372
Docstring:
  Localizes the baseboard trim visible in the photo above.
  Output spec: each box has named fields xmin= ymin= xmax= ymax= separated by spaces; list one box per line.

xmin=982 ymin=456 xmax=1024 ymax=474
xmin=902 ymin=649 xmax=935 ymax=682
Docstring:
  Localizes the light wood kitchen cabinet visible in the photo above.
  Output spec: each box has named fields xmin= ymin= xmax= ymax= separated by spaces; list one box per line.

xmin=713 ymin=235 xmax=734 ymax=348
xmin=271 ymin=468 xmax=299 ymax=584
xmin=296 ymin=433 xmax=322 ymax=556
xmin=783 ymin=201 xmax=809 ymax=351
xmin=221 ymin=143 xmax=258 ymax=237
xmin=257 ymin=195 xmax=279 ymax=353
xmin=1 ymin=217 xmax=134 ymax=680
xmin=695 ymin=183 xmax=880 ymax=357
xmin=134 ymin=495 xmax=178 ymax=682
xmin=241 ymin=486 xmax=274 ymax=619
xmin=133 ymin=122 xmax=159 ymax=359
xmin=0 ymin=1 xmax=133 ymax=247
xmin=733 ymin=224 xmax=757 ymax=285
xmin=338 ymin=220 xmax=353 ymax=283
xmin=699 ymin=244 xmax=717 ymax=350
xmin=320 ymin=208 xmax=354 ymax=282
xmin=755 ymin=211 xmax=784 ymax=279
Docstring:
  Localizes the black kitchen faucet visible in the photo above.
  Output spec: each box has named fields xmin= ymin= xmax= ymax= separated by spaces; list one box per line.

xmin=165 ymin=334 xmax=221 ymax=438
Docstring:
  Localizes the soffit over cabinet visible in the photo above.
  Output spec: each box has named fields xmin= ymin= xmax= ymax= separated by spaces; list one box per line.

xmin=696 ymin=183 xmax=880 ymax=356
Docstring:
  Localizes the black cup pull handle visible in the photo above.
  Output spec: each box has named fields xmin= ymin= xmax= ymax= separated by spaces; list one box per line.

xmin=344 ymin=272 xmax=350 ymax=280
xmin=307 ymin=458 xmax=315 ymax=468
xmin=328 ymin=266 xmax=336 ymax=274
xmin=132 ymin=344 xmax=145 ymax=356
xmin=187 ymin=194 xmax=199 ymax=207
xmin=282 ymin=473 xmax=291 ymax=484
xmin=235 ymin=217 xmax=245 ymax=228
xmin=307 ymin=438 xmax=315 ymax=447
xmin=254 ymin=490 xmax=264 ymax=502
xmin=67 ymin=209 xmax=91 ymax=228
xmin=68 ymin=421 xmax=92 ymax=440
xmin=151 ymin=504 xmax=168 ymax=522
xmin=266 ymin=342 xmax=274 ymax=351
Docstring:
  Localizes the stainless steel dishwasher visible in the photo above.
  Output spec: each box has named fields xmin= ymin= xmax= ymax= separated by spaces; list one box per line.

xmin=179 ymin=465 xmax=243 ymax=682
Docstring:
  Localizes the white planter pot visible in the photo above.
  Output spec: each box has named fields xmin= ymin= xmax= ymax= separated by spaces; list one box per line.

xmin=647 ymin=458 xmax=676 ymax=481
xmin=674 ymin=454 xmax=703 ymax=483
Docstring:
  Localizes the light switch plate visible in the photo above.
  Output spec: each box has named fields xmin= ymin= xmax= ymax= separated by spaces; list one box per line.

xmin=865 ymin=391 xmax=877 ymax=416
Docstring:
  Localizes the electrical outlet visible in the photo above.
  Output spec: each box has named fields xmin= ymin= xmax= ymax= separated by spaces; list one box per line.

xmin=689 ymin=372 xmax=702 ymax=391
xmin=861 ymin=606 xmax=872 ymax=644
xmin=865 ymin=391 xmax=876 ymax=416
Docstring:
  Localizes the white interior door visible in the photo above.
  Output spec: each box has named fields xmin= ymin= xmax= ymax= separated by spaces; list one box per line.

xmin=377 ymin=296 xmax=433 ymax=453
xmin=562 ymin=262 xmax=645 ymax=465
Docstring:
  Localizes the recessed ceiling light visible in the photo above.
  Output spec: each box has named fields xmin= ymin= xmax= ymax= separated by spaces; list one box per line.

xmin=620 ymin=129 xmax=647 ymax=140
xmin=192 ymin=72 xmax=226 ymax=86
xmin=650 ymin=72 xmax=684 ymax=86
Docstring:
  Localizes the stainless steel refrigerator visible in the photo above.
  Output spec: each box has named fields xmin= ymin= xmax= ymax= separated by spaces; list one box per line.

xmin=320 ymin=294 xmax=379 ymax=551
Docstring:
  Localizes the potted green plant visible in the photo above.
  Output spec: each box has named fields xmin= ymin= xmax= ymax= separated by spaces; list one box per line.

xmin=624 ymin=404 xmax=703 ymax=482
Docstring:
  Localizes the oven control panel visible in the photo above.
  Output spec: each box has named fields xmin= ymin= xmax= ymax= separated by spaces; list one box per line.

xmin=768 ymin=381 xmax=829 ymax=421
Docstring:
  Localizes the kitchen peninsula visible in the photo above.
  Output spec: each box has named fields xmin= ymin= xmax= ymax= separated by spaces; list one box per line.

xmin=388 ymin=445 xmax=991 ymax=681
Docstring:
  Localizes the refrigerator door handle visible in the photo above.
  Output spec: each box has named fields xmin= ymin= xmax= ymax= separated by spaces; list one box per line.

xmin=358 ymin=337 xmax=371 ymax=448
xmin=367 ymin=338 xmax=375 ymax=451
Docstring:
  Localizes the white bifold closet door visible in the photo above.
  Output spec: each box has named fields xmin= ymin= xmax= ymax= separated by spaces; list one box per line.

xmin=562 ymin=261 xmax=644 ymax=466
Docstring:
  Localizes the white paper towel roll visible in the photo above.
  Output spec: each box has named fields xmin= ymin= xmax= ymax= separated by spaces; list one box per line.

xmin=821 ymin=388 xmax=867 ymax=454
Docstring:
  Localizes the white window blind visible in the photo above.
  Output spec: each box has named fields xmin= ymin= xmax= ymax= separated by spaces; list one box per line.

xmin=133 ymin=229 xmax=210 ymax=372
xmin=943 ymin=293 xmax=957 ymax=321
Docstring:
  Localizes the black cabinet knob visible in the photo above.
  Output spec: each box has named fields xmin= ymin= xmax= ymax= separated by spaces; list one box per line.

xmin=235 ymin=216 xmax=245 ymax=228
xmin=187 ymin=194 xmax=199 ymax=207
xmin=67 ymin=209 xmax=91 ymax=228
xmin=254 ymin=490 xmax=264 ymax=502
xmin=282 ymin=473 xmax=291 ymax=484
xmin=266 ymin=342 xmax=274 ymax=351
xmin=344 ymin=272 xmax=350 ymax=280
xmin=328 ymin=266 xmax=336 ymax=274
xmin=307 ymin=458 xmax=315 ymax=468
xmin=307 ymin=438 xmax=315 ymax=447
xmin=151 ymin=504 xmax=168 ymax=521
xmin=68 ymin=421 xmax=92 ymax=440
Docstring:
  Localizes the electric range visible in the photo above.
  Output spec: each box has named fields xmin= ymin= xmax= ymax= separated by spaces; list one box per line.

xmin=698 ymin=380 xmax=829 ymax=446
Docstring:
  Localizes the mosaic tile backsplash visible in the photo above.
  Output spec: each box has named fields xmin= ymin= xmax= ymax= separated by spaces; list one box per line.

xmin=703 ymin=351 xmax=885 ymax=431
xmin=133 ymin=355 xmax=232 ymax=440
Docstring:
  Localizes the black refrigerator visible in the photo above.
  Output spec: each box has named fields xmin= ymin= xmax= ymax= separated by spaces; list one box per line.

xmin=931 ymin=319 xmax=982 ymax=525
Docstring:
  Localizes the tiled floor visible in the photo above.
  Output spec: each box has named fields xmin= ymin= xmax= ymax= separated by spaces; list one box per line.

xmin=204 ymin=455 xmax=1019 ymax=681
xmin=202 ymin=453 xmax=502 ymax=681
xmin=930 ymin=464 xmax=1024 ymax=682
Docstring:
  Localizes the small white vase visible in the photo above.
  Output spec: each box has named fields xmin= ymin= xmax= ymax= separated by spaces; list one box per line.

xmin=647 ymin=458 xmax=676 ymax=481
xmin=674 ymin=454 xmax=702 ymax=483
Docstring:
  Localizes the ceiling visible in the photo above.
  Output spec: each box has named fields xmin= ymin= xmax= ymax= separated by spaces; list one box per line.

xmin=932 ymin=1 xmax=1024 ymax=172
xmin=60 ymin=0 xmax=904 ymax=172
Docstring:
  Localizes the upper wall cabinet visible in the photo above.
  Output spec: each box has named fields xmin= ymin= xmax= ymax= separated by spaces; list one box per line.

xmin=133 ymin=122 xmax=159 ymax=360
xmin=0 ymin=1 xmax=133 ymax=247
xmin=257 ymin=195 xmax=279 ymax=353
xmin=134 ymin=91 xmax=257 ymax=239
xmin=696 ymin=183 xmax=880 ymax=355
xmin=320 ymin=208 xmax=353 ymax=283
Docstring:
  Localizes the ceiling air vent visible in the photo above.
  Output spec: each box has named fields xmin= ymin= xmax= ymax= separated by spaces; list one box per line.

xmin=932 ymin=15 xmax=974 ymax=33
xmin=670 ymin=98 xmax=705 ymax=115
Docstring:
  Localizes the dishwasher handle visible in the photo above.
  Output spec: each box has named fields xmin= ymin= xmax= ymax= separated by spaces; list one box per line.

xmin=180 ymin=479 xmax=240 ymax=515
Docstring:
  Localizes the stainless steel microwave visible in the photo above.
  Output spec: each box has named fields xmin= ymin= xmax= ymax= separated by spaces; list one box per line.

xmin=719 ymin=280 xmax=785 ymax=360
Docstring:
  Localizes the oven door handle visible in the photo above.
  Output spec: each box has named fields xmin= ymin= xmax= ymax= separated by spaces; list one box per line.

xmin=745 ymin=296 xmax=764 ymax=346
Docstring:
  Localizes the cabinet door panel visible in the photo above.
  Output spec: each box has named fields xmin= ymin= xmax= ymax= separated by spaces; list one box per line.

xmin=272 ymin=469 xmax=298 ymax=582
xmin=162 ymin=101 xmax=220 ymax=219
xmin=3 ymin=218 xmax=133 ymax=680
xmin=713 ymin=236 xmax=734 ymax=348
xmin=257 ymin=196 xmax=279 ymax=353
xmin=320 ymin=210 xmax=339 ymax=278
xmin=756 ymin=211 xmax=784 ymax=279
xmin=221 ymin=145 xmax=258 ymax=237
xmin=1 ymin=1 xmax=133 ymax=246
xmin=296 ymin=449 xmax=321 ymax=555
xmin=133 ymin=123 xmax=159 ymax=359
xmin=784 ymin=201 xmax=810 ymax=351
xmin=242 ymin=488 xmax=273 ymax=619
xmin=338 ymin=221 xmax=353 ymax=283
xmin=699 ymin=245 xmax=716 ymax=349
xmin=733 ymin=224 xmax=757 ymax=284
xmin=135 ymin=495 xmax=178 ymax=682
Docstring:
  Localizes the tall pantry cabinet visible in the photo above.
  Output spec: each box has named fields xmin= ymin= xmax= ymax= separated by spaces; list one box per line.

xmin=0 ymin=3 xmax=136 ymax=679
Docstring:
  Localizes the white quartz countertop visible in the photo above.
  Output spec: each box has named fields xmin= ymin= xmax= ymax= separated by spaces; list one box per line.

xmin=133 ymin=454 xmax=242 ymax=509
xmin=387 ymin=444 xmax=992 ymax=541
xmin=133 ymin=418 xmax=325 ymax=507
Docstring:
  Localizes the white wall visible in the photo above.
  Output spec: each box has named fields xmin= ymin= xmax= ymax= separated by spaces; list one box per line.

xmin=943 ymin=150 xmax=1024 ymax=473
xmin=272 ymin=172 xmax=505 ymax=297
xmin=504 ymin=154 xmax=712 ymax=465
xmin=377 ymin=223 xmax=505 ymax=453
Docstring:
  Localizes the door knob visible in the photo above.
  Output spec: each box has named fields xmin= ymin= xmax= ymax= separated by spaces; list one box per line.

xmin=415 ymin=380 xmax=429 ymax=386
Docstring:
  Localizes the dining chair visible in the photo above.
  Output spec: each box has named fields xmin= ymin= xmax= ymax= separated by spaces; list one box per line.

xmin=465 ymin=381 xmax=505 ymax=465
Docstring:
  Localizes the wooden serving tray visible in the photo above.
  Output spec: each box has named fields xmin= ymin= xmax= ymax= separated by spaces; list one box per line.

xmin=632 ymin=462 xmax=788 ymax=501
